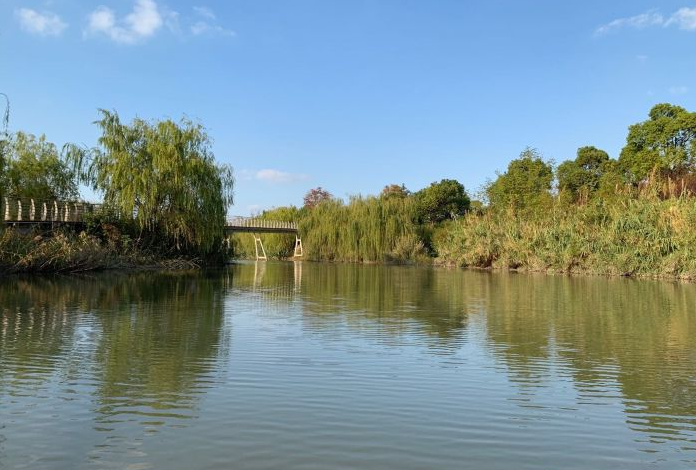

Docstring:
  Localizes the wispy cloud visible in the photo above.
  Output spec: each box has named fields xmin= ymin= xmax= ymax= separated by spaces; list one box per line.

xmin=666 ymin=7 xmax=696 ymax=30
xmin=596 ymin=7 xmax=696 ymax=35
xmin=15 ymin=8 xmax=68 ymax=36
xmin=193 ymin=6 xmax=216 ymax=20
xmin=86 ymin=0 xmax=163 ymax=45
xmin=256 ymin=169 xmax=309 ymax=184
xmin=190 ymin=6 xmax=235 ymax=36
xmin=669 ymin=85 xmax=689 ymax=95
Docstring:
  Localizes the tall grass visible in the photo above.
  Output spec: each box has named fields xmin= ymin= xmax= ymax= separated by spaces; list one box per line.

xmin=435 ymin=191 xmax=696 ymax=279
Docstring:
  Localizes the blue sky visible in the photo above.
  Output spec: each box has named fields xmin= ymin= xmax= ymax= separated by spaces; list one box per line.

xmin=2 ymin=1 xmax=696 ymax=214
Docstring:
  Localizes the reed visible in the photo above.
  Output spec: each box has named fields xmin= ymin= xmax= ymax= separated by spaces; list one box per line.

xmin=435 ymin=191 xmax=696 ymax=279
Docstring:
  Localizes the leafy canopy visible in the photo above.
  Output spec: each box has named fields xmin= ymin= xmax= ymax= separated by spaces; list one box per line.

xmin=415 ymin=179 xmax=470 ymax=223
xmin=381 ymin=184 xmax=410 ymax=200
xmin=557 ymin=146 xmax=610 ymax=202
xmin=619 ymin=103 xmax=696 ymax=182
xmin=1 ymin=131 xmax=78 ymax=201
xmin=66 ymin=110 xmax=234 ymax=255
xmin=487 ymin=147 xmax=553 ymax=212
xmin=303 ymin=187 xmax=333 ymax=209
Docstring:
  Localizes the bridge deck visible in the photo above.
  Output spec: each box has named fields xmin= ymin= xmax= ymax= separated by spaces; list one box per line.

xmin=2 ymin=201 xmax=300 ymax=236
xmin=225 ymin=217 xmax=298 ymax=234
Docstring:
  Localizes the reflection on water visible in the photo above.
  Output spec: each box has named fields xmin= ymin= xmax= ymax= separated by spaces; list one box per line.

xmin=1 ymin=263 xmax=695 ymax=469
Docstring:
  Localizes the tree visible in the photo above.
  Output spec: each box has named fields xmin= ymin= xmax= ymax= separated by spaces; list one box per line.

xmin=557 ymin=146 xmax=610 ymax=202
xmin=65 ymin=110 xmax=234 ymax=255
xmin=0 ymin=132 xmax=78 ymax=201
xmin=303 ymin=187 xmax=333 ymax=209
xmin=618 ymin=103 xmax=696 ymax=182
xmin=381 ymin=184 xmax=410 ymax=200
xmin=486 ymin=147 xmax=553 ymax=212
xmin=0 ymin=93 xmax=10 ymax=201
xmin=414 ymin=179 xmax=470 ymax=223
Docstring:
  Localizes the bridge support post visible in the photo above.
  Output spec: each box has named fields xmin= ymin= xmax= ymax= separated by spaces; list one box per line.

xmin=4 ymin=198 xmax=9 ymax=221
xmin=294 ymin=236 xmax=303 ymax=257
xmin=254 ymin=234 xmax=267 ymax=261
xmin=17 ymin=200 xmax=22 ymax=221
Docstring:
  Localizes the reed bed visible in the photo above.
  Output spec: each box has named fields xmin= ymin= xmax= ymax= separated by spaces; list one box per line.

xmin=435 ymin=193 xmax=696 ymax=279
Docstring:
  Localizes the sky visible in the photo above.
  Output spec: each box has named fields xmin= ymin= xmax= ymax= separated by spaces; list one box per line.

xmin=2 ymin=1 xmax=696 ymax=214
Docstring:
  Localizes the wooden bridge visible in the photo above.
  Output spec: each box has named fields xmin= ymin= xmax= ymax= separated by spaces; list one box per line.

xmin=1 ymin=199 xmax=302 ymax=261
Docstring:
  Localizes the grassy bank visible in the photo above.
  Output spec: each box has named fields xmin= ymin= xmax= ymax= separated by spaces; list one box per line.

xmin=0 ymin=228 xmax=202 ymax=275
xmin=435 ymin=194 xmax=696 ymax=280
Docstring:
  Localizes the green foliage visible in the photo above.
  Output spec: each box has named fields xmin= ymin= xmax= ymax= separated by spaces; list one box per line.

xmin=486 ymin=147 xmax=554 ymax=212
xmin=414 ymin=179 xmax=470 ymax=223
xmin=299 ymin=195 xmax=424 ymax=263
xmin=65 ymin=110 xmax=234 ymax=256
xmin=0 ymin=132 xmax=78 ymax=201
xmin=436 ymin=192 xmax=696 ymax=279
xmin=619 ymin=103 xmax=696 ymax=182
xmin=557 ymin=146 xmax=611 ymax=203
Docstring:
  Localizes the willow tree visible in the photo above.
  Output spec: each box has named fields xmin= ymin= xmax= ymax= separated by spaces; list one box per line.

xmin=66 ymin=110 xmax=234 ymax=256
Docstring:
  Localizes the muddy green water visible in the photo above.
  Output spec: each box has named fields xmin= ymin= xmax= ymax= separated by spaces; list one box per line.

xmin=1 ymin=262 xmax=695 ymax=469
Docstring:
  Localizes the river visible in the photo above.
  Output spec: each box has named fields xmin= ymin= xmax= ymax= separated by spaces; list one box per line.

xmin=1 ymin=262 xmax=695 ymax=469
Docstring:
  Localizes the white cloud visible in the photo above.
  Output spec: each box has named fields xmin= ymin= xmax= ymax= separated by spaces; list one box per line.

xmin=86 ymin=0 xmax=163 ymax=44
xmin=666 ymin=7 xmax=696 ymax=30
xmin=256 ymin=169 xmax=309 ymax=184
xmin=596 ymin=6 xmax=696 ymax=35
xmin=193 ymin=6 xmax=216 ymax=20
xmin=190 ymin=7 xmax=235 ymax=36
xmin=191 ymin=21 xmax=235 ymax=36
xmin=595 ymin=10 xmax=664 ymax=35
xmin=669 ymin=86 xmax=689 ymax=95
xmin=15 ymin=8 xmax=67 ymax=36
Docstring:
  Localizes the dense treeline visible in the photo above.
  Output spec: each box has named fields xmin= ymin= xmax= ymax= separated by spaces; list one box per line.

xmin=0 ymin=108 xmax=234 ymax=273
xmin=240 ymin=103 xmax=696 ymax=279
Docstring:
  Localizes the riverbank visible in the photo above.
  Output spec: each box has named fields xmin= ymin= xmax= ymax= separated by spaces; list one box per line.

xmin=433 ymin=194 xmax=696 ymax=281
xmin=0 ymin=229 xmax=203 ymax=275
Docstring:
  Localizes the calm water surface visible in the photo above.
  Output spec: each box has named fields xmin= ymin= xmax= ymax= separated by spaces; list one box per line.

xmin=1 ymin=262 xmax=695 ymax=469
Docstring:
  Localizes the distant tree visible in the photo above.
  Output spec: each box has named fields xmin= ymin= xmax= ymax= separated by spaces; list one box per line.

xmin=414 ymin=179 xmax=470 ymax=223
xmin=486 ymin=147 xmax=553 ymax=212
xmin=619 ymin=103 xmax=696 ymax=182
xmin=0 ymin=131 xmax=78 ymax=201
xmin=65 ymin=109 xmax=234 ymax=255
xmin=380 ymin=183 xmax=410 ymax=200
xmin=303 ymin=187 xmax=333 ymax=209
xmin=0 ymin=93 xmax=10 ymax=201
xmin=557 ymin=146 xmax=610 ymax=202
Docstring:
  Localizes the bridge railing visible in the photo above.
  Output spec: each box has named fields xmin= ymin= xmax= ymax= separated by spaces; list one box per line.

xmin=226 ymin=216 xmax=298 ymax=231
xmin=2 ymin=197 xmax=102 ymax=224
